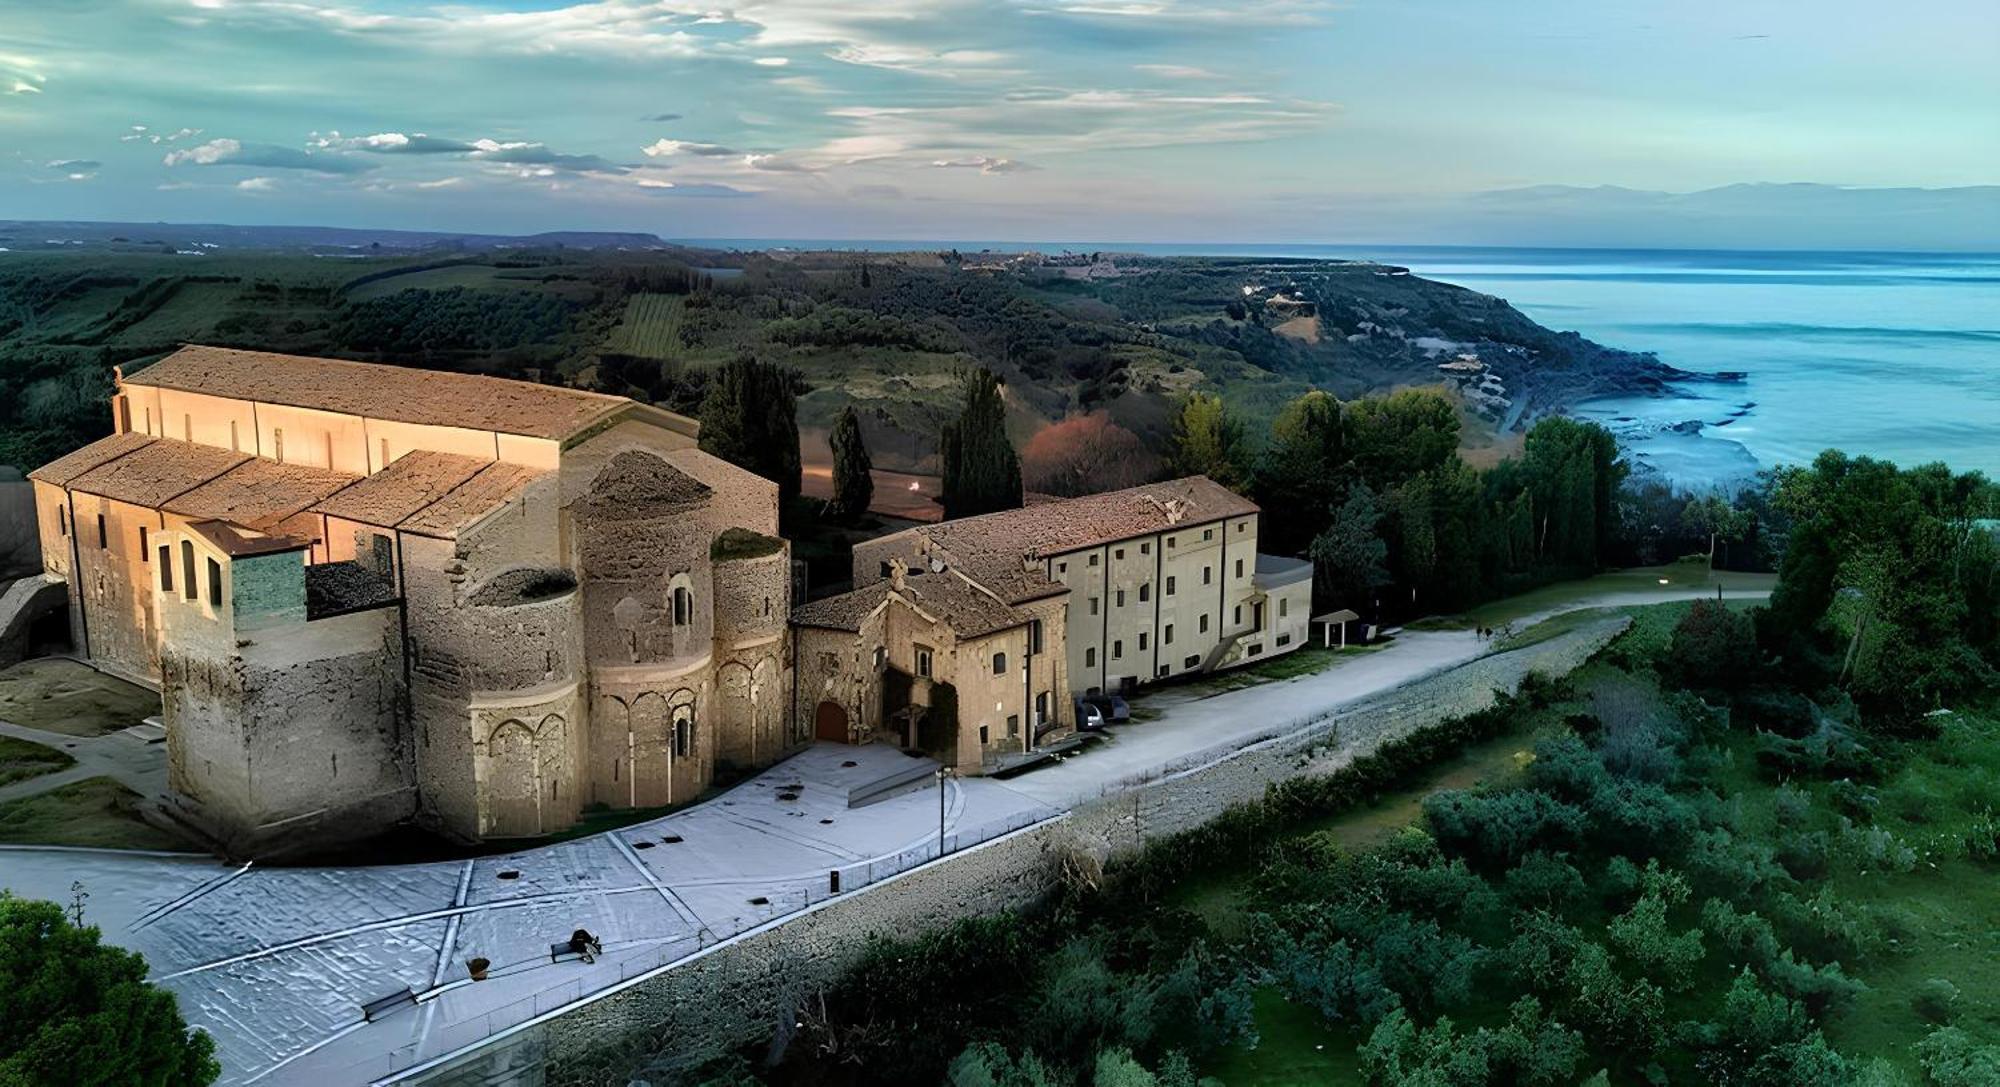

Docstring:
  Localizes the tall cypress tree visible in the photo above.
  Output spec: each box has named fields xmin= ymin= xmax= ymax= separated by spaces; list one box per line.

xmin=939 ymin=368 xmax=1022 ymax=520
xmin=699 ymin=354 xmax=801 ymax=503
xmin=826 ymin=404 xmax=874 ymax=522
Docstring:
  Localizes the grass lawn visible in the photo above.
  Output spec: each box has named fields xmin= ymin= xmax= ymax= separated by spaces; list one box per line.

xmin=1409 ymin=561 xmax=1777 ymax=633
xmin=0 ymin=776 xmax=191 ymax=851
xmin=0 ymin=658 xmax=160 ymax=736
xmin=0 ymin=734 xmax=75 ymax=787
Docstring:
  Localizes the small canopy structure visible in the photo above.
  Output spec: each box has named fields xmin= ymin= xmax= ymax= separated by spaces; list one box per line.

xmin=1310 ymin=609 xmax=1362 ymax=648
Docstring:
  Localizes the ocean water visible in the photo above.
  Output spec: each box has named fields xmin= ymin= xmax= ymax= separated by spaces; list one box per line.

xmin=1337 ymin=247 xmax=2000 ymax=489
xmin=687 ymin=238 xmax=1999 ymax=488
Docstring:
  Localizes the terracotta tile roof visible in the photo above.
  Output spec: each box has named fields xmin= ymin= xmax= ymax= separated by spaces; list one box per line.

xmin=165 ymin=458 xmax=359 ymax=532
xmin=925 ymin=476 xmax=1258 ymax=559
xmin=871 ymin=476 xmax=1254 ymax=604
xmin=313 ymin=450 xmax=489 ymax=528
xmin=27 ymin=432 xmax=156 ymax=487
xmin=65 ymin=438 xmax=249 ymax=508
xmin=186 ymin=520 xmax=309 ymax=558
xmin=124 ymin=345 xmax=630 ymax=441
xmin=793 ymin=568 xmax=1029 ymax=639
xmin=399 ymin=461 xmax=548 ymax=538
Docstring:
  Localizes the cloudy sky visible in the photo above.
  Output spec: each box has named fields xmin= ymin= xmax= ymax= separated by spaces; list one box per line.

xmin=3 ymin=0 xmax=1996 ymax=244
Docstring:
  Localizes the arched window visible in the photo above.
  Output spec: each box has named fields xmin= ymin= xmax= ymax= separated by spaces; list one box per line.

xmin=991 ymin=651 xmax=1007 ymax=675
xmin=671 ymin=704 xmax=694 ymax=757
xmin=669 ymin=574 xmax=695 ymax=626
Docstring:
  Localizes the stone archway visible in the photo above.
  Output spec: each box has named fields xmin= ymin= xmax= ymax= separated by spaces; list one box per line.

xmin=813 ymin=700 xmax=849 ymax=743
xmin=486 ymin=719 xmax=541 ymax=837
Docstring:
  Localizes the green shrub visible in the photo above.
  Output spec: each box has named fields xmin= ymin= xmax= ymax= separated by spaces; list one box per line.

xmin=1912 ymin=978 xmax=1961 ymax=1025
xmin=1915 ymin=1027 xmax=2000 ymax=1087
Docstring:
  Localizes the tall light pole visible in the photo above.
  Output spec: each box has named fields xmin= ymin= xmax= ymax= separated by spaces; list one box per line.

xmin=936 ymin=766 xmax=953 ymax=858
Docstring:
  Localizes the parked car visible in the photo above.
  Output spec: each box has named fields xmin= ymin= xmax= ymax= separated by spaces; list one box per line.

xmin=1073 ymin=698 xmax=1107 ymax=731
xmin=1081 ymin=692 xmax=1131 ymax=724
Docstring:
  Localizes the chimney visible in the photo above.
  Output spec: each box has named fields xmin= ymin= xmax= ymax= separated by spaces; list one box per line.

xmin=888 ymin=557 xmax=908 ymax=592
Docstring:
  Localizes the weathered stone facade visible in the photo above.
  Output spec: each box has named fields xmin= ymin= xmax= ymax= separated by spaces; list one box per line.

xmin=28 ymin=346 xmax=802 ymax=853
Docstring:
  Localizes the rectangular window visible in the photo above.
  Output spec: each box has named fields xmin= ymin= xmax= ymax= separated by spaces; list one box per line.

xmin=1140 ymin=542 xmax=1151 ymax=555
xmin=1138 ymin=632 xmax=1149 ymax=651
xmin=1029 ymin=619 xmax=1044 ymax=655
xmin=181 ymin=541 xmax=196 ymax=600
xmin=1112 ymin=639 xmax=1123 ymax=660
xmin=96 ymin=514 xmax=106 ymax=549
xmin=1085 ymin=647 xmax=1096 ymax=668
xmin=1089 ymin=597 xmax=1099 ymax=616
xmin=1279 ymin=598 xmax=1289 ymax=617
xmin=1088 ymin=553 xmax=1099 ymax=567
xmin=1204 ymin=528 xmax=1214 ymax=541
xmin=1278 ymin=633 xmax=1293 ymax=647
xmin=1165 ymin=576 xmax=1176 ymax=596
xmin=1185 ymin=654 xmax=1201 ymax=670
xmin=1234 ymin=605 xmax=1242 ymax=626
xmin=158 ymin=547 xmax=173 ymax=592
xmin=1114 ymin=548 xmax=1125 ymax=560
xmin=57 ymin=506 xmax=67 ymax=536
xmin=1249 ymin=643 xmax=1264 ymax=656
xmin=1235 ymin=559 xmax=1244 ymax=578
xmin=1200 ymin=614 xmax=1210 ymax=634
xmin=1035 ymin=692 xmax=1048 ymax=724
xmin=139 ymin=526 xmax=149 ymax=560
xmin=1115 ymin=589 xmax=1125 ymax=608
xmin=1238 ymin=520 xmax=1248 ymax=533
xmin=230 ymin=420 xmax=240 ymax=452
xmin=979 ymin=725 xmax=990 ymax=745
xmin=1007 ymin=714 xmax=1020 ymax=738
xmin=1166 ymin=535 xmax=1177 ymax=549
xmin=207 ymin=557 xmax=223 ymax=607
xmin=1139 ymin=583 xmax=1150 ymax=602
xmin=1164 ymin=623 xmax=1174 ymax=644
xmin=1057 ymin=561 xmax=1067 ymax=575
xmin=1203 ymin=565 xmax=1212 ymax=585
xmin=273 ymin=427 xmax=285 ymax=463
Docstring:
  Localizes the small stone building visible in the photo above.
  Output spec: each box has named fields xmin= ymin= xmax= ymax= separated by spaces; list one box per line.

xmin=29 ymin=346 xmax=798 ymax=852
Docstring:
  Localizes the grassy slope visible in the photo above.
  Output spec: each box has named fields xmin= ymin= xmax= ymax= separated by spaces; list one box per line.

xmin=0 ymin=776 xmax=189 ymax=851
xmin=0 ymin=734 xmax=74 ymax=787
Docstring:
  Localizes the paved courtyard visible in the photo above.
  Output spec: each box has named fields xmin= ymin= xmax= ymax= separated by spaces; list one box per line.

xmin=0 ymin=580 xmax=1768 ymax=1085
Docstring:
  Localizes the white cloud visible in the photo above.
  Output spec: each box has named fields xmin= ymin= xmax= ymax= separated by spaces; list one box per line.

xmin=236 ymin=176 xmax=277 ymax=191
xmin=930 ymin=155 xmax=1035 ymax=174
xmin=165 ymin=137 xmax=374 ymax=174
xmin=753 ymin=56 xmax=790 ymax=67
xmin=1133 ymin=63 xmax=1221 ymax=79
xmin=642 ymin=139 xmax=739 ymax=158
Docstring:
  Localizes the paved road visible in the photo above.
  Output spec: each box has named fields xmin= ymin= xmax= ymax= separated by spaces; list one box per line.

xmin=0 ymin=580 xmax=1769 ymax=1085
xmin=0 ymin=718 xmax=168 ymax=803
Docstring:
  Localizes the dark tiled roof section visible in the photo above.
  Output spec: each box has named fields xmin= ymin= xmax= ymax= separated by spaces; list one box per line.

xmin=400 ymin=461 xmax=547 ymax=539
xmin=65 ymin=438 xmax=249 ymax=508
xmin=792 ymin=569 xmax=1027 ymax=639
xmin=166 ymin=458 xmax=359 ymax=532
xmin=577 ymin=450 xmax=711 ymax=520
xmin=305 ymin=561 xmax=399 ymax=619
xmin=124 ymin=345 xmax=629 ymax=441
xmin=28 ymin=432 xmax=156 ymax=487
xmin=186 ymin=519 xmax=309 ymax=558
xmin=313 ymin=450 xmax=489 ymax=528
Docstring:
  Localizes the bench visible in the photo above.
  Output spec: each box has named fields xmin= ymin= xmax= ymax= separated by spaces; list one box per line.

xmin=549 ymin=938 xmax=601 ymax=964
xmin=360 ymin=987 xmax=417 ymax=1022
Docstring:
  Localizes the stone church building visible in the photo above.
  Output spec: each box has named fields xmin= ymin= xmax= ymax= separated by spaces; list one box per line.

xmin=29 ymin=346 xmax=796 ymax=851
xmin=26 ymin=346 xmax=1312 ymax=852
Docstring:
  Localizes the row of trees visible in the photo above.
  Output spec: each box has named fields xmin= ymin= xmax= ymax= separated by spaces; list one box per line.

xmin=1167 ymin=387 xmax=1628 ymax=617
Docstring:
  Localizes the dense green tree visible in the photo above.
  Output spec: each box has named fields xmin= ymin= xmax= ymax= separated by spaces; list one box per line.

xmin=1165 ymin=392 xmax=1248 ymax=489
xmin=0 ymin=893 xmax=219 ymax=1086
xmin=1256 ymin=390 xmax=1346 ymax=554
xmin=699 ymin=354 xmax=802 ymax=503
xmin=826 ymin=404 xmax=874 ymax=522
xmin=1662 ymin=599 xmax=1760 ymax=691
xmin=1342 ymin=389 xmax=1458 ymax=489
xmin=1522 ymin=416 xmax=1625 ymax=569
xmin=940 ymin=368 xmax=1024 ymax=520
xmin=1310 ymin=484 xmax=1393 ymax=611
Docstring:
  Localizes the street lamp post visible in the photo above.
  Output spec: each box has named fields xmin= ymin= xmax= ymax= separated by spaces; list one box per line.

xmin=936 ymin=766 xmax=953 ymax=858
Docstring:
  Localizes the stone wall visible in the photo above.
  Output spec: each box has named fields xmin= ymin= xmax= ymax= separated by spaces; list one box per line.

xmin=399 ymin=616 xmax=1628 ymax=1087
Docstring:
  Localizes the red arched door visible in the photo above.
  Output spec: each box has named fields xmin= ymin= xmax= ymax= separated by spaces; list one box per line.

xmin=813 ymin=700 xmax=850 ymax=743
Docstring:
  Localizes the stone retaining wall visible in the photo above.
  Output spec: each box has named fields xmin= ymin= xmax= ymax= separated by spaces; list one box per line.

xmin=400 ymin=618 xmax=1628 ymax=1087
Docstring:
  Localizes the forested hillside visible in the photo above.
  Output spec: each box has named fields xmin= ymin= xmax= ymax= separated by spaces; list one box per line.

xmin=0 ymin=241 xmax=1694 ymax=476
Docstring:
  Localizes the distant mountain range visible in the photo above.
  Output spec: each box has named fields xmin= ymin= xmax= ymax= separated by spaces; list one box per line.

xmin=1441 ymin=183 xmax=2000 ymax=251
xmin=0 ymin=220 xmax=667 ymax=252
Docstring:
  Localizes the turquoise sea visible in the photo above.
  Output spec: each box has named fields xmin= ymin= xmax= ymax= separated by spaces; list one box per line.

xmin=688 ymin=239 xmax=2000 ymax=488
